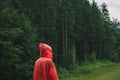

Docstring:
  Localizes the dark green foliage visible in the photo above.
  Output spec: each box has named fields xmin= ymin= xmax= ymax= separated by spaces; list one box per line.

xmin=0 ymin=0 xmax=120 ymax=79
xmin=0 ymin=1 xmax=22 ymax=80
xmin=0 ymin=0 xmax=37 ymax=80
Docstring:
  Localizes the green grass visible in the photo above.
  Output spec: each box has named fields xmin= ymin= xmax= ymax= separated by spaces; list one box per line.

xmin=58 ymin=61 xmax=120 ymax=80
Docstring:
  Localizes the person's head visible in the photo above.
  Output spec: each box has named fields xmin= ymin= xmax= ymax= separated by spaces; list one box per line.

xmin=39 ymin=43 xmax=53 ymax=59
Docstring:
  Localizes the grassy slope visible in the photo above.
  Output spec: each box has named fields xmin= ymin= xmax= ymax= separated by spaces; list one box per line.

xmin=63 ymin=64 xmax=120 ymax=80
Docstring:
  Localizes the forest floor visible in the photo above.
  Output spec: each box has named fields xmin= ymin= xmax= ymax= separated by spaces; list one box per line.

xmin=63 ymin=64 xmax=120 ymax=80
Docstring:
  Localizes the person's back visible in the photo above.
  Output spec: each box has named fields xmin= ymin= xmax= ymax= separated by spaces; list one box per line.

xmin=33 ymin=43 xmax=58 ymax=80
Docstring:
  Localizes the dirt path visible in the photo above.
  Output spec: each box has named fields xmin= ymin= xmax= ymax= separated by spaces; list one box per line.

xmin=94 ymin=66 xmax=120 ymax=80
xmin=64 ymin=64 xmax=120 ymax=80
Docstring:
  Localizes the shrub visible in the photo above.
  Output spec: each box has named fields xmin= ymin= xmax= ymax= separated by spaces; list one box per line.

xmin=58 ymin=67 xmax=69 ymax=79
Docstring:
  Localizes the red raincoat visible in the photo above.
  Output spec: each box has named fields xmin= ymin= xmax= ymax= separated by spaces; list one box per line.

xmin=33 ymin=43 xmax=58 ymax=80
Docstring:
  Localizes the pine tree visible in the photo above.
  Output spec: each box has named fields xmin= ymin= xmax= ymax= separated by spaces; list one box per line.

xmin=0 ymin=1 xmax=37 ymax=79
xmin=0 ymin=0 xmax=22 ymax=79
xmin=100 ymin=2 xmax=116 ymax=60
xmin=56 ymin=0 xmax=76 ymax=68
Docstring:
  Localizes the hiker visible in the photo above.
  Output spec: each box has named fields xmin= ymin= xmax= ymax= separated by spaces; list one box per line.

xmin=33 ymin=43 xmax=58 ymax=80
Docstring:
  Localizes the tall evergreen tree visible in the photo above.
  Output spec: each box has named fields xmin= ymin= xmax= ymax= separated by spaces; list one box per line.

xmin=0 ymin=0 xmax=37 ymax=80
xmin=90 ymin=0 xmax=105 ymax=61
xmin=101 ymin=3 xmax=116 ymax=60
xmin=56 ymin=0 xmax=76 ymax=68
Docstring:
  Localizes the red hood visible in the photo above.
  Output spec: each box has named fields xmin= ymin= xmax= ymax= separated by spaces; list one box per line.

xmin=39 ymin=43 xmax=53 ymax=59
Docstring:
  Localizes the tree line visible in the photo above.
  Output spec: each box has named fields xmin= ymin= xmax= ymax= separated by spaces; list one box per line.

xmin=0 ymin=0 xmax=120 ymax=80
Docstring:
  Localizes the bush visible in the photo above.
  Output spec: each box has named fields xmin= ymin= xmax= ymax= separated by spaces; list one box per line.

xmin=58 ymin=67 xmax=69 ymax=79
xmin=57 ymin=60 xmax=116 ymax=79
xmin=69 ymin=60 xmax=115 ymax=74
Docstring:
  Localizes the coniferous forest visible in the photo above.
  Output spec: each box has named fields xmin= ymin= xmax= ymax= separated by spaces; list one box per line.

xmin=0 ymin=0 xmax=120 ymax=80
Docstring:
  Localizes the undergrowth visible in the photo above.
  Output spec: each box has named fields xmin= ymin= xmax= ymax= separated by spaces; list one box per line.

xmin=58 ymin=60 xmax=116 ymax=79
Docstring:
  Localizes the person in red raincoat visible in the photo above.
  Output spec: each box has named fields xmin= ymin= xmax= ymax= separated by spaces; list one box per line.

xmin=33 ymin=43 xmax=59 ymax=80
